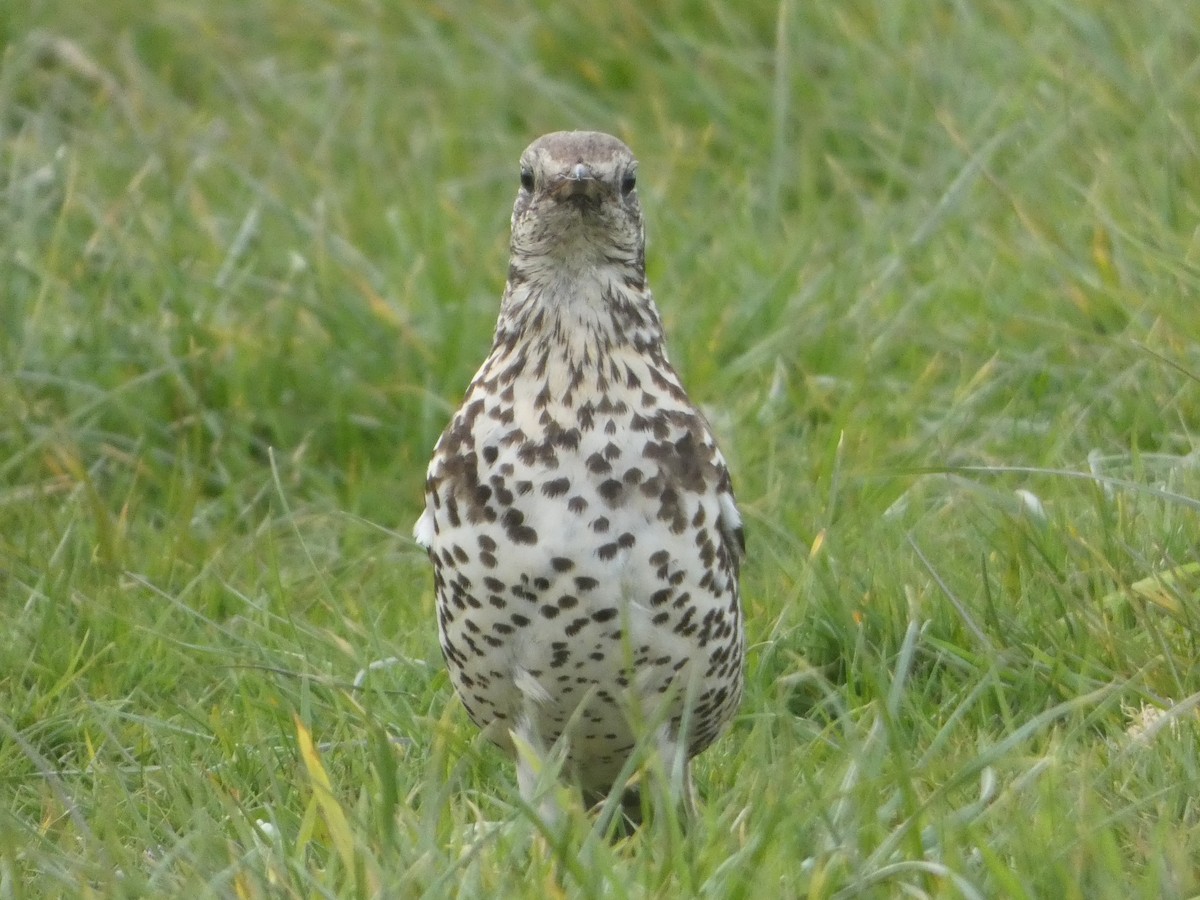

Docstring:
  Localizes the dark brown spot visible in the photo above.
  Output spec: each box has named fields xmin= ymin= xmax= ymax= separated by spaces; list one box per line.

xmin=542 ymin=477 xmax=570 ymax=497
xmin=598 ymin=479 xmax=623 ymax=502
xmin=550 ymin=426 xmax=581 ymax=451
xmin=586 ymin=452 xmax=612 ymax=475
xmin=501 ymin=509 xmax=538 ymax=545
xmin=500 ymin=429 xmax=525 ymax=446
xmin=577 ymin=401 xmax=595 ymax=430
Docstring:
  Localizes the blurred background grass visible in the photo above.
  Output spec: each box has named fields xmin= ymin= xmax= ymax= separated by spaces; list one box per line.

xmin=1 ymin=0 xmax=1198 ymax=896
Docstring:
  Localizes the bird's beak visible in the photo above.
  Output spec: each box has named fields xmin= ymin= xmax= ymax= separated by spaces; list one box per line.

xmin=551 ymin=163 xmax=602 ymax=199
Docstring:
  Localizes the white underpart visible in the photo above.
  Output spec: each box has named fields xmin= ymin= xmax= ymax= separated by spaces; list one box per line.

xmin=717 ymin=490 xmax=742 ymax=535
xmin=412 ymin=508 xmax=435 ymax=550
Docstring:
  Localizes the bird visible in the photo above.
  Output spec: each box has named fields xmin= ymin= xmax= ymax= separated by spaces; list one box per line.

xmin=413 ymin=131 xmax=744 ymax=825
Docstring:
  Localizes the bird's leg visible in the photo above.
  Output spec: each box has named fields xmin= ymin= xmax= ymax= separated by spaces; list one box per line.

xmin=511 ymin=712 xmax=567 ymax=830
xmin=655 ymin=722 xmax=697 ymax=821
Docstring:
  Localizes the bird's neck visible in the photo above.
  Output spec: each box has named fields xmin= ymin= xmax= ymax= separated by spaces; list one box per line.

xmin=473 ymin=259 xmax=672 ymax=406
xmin=492 ymin=255 xmax=664 ymax=357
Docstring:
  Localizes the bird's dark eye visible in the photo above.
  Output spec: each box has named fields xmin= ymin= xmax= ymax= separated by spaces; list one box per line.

xmin=621 ymin=171 xmax=637 ymax=194
xmin=520 ymin=167 xmax=534 ymax=192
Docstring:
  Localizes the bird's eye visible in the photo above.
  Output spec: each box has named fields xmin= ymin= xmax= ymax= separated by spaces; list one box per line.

xmin=519 ymin=167 xmax=534 ymax=192
xmin=621 ymin=171 xmax=637 ymax=194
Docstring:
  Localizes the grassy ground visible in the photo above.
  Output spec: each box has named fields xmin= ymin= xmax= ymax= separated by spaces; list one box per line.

xmin=2 ymin=0 xmax=1199 ymax=896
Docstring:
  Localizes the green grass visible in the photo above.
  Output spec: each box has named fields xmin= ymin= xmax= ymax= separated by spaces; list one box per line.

xmin=2 ymin=0 xmax=1199 ymax=895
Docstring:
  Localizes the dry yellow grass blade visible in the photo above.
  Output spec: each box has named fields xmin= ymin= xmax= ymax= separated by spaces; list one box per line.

xmin=295 ymin=715 xmax=366 ymax=890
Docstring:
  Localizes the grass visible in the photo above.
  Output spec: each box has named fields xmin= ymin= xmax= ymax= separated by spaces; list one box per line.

xmin=2 ymin=0 xmax=1198 ymax=895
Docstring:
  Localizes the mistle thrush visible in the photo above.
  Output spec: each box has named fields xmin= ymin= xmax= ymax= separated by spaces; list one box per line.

xmin=414 ymin=131 xmax=744 ymax=819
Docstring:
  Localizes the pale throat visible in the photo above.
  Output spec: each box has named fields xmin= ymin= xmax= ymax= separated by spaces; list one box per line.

xmin=487 ymin=258 xmax=667 ymax=406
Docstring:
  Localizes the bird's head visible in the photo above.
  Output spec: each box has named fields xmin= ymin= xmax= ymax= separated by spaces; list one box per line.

xmin=510 ymin=131 xmax=645 ymax=275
